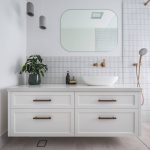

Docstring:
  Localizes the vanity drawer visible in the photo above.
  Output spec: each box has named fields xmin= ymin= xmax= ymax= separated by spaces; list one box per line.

xmin=9 ymin=92 xmax=74 ymax=108
xmin=75 ymin=109 xmax=139 ymax=136
xmin=9 ymin=109 xmax=74 ymax=137
xmin=75 ymin=92 xmax=139 ymax=108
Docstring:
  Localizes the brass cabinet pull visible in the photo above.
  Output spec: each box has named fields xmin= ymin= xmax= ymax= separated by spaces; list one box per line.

xmin=33 ymin=99 xmax=52 ymax=102
xmin=33 ymin=116 xmax=51 ymax=120
xmin=98 ymin=116 xmax=117 ymax=120
xmin=98 ymin=99 xmax=117 ymax=102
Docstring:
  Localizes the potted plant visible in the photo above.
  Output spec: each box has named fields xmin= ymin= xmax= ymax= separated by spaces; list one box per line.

xmin=20 ymin=55 xmax=48 ymax=85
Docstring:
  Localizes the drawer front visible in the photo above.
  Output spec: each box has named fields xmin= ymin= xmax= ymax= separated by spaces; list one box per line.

xmin=9 ymin=109 xmax=74 ymax=137
xmin=75 ymin=109 xmax=139 ymax=136
xmin=10 ymin=92 xmax=74 ymax=108
xmin=75 ymin=92 xmax=139 ymax=108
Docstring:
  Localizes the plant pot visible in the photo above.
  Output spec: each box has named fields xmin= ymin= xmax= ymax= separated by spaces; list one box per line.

xmin=28 ymin=74 xmax=41 ymax=85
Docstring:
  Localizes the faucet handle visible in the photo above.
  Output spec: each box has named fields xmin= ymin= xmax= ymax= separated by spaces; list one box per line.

xmin=101 ymin=59 xmax=106 ymax=67
xmin=93 ymin=63 xmax=98 ymax=67
xmin=93 ymin=59 xmax=106 ymax=68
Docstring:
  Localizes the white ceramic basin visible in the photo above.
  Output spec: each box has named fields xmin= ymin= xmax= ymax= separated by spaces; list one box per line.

xmin=82 ymin=76 xmax=118 ymax=86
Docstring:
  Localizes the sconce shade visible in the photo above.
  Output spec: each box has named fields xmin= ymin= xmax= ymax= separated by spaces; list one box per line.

xmin=27 ymin=2 xmax=34 ymax=16
xmin=39 ymin=16 xmax=46 ymax=29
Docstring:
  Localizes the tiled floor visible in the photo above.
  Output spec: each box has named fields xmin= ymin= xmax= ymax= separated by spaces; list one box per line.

xmin=139 ymin=123 xmax=150 ymax=148
xmin=1 ymin=123 xmax=150 ymax=150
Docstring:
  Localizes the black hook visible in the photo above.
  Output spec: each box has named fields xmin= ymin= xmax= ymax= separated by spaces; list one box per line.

xmin=144 ymin=0 xmax=150 ymax=6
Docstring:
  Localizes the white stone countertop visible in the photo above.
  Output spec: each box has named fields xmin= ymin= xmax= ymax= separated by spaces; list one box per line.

xmin=7 ymin=84 xmax=142 ymax=92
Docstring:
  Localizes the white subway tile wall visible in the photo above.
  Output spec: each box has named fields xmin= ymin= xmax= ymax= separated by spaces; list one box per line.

xmin=123 ymin=0 xmax=150 ymax=112
xmin=42 ymin=56 xmax=123 ymax=84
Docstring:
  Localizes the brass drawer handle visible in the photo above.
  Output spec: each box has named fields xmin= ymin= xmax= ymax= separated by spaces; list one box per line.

xmin=98 ymin=116 xmax=117 ymax=120
xmin=98 ymin=99 xmax=117 ymax=102
xmin=33 ymin=99 xmax=52 ymax=102
xmin=33 ymin=116 xmax=51 ymax=120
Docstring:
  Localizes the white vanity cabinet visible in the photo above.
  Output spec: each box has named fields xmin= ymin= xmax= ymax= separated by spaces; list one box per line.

xmin=8 ymin=91 xmax=74 ymax=137
xmin=8 ymin=85 xmax=141 ymax=137
xmin=75 ymin=92 xmax=140 ymax=137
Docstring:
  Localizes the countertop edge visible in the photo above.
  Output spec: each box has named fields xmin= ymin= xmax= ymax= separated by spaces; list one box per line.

xmin=7 ymin=84 xmax=142 ymax=92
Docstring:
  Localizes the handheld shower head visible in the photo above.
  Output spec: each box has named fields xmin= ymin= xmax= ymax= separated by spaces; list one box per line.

xmin=134 ymin=48 xmax=148 ymax=105
xmin=139 ymin=48 xmax=148 ymax=56
xmin=139 ymin=48 xmax=148 ymax=65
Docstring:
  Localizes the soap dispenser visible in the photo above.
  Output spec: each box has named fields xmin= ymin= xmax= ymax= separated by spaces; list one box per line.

xmin=66 ymin=71 xmax=70 ymax=84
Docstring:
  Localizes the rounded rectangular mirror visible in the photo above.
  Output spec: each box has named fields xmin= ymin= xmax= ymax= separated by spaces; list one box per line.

xmin=61 ymin=9 xmax=118 ymax=52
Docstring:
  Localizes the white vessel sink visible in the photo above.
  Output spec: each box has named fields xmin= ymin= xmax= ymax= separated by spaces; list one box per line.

xmin=82 ymin=76 xmax=118 ymax=86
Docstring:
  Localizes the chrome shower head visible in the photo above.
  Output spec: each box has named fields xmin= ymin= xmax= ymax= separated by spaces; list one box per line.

xmin=139 ymin=48 xmax=148 ymax=56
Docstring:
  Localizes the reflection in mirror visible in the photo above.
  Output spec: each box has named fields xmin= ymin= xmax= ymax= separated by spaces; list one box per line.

xmin=61 ymin=10 xmax=118 ymax=52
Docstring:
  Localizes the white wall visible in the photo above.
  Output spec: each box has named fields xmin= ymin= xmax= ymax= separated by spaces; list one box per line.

xmin=27 ymin=0 xmax=122 ymax=56
xmin=0 ymin=0 xmax=26 ymax=136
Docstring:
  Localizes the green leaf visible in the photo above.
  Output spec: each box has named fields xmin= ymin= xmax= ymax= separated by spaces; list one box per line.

xmin=20 ymin=55 xmax=48 ymax=76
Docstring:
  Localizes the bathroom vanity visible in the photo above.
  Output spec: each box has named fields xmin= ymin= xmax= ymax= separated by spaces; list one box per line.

xmin=8 ymin=84 xmax=141 ymax=137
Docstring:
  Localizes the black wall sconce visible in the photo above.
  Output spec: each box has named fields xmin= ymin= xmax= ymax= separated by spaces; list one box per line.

xmin=39 ymin=16 xmax=47 ymax=29
xmin=27 ymin=2 xmax=34 ymax=16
